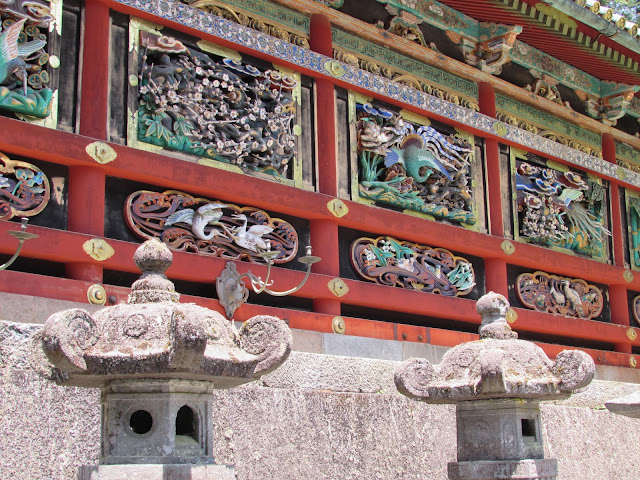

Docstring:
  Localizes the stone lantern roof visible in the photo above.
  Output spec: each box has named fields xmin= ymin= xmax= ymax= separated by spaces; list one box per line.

xmin=41 ymin=239 xmax=292 ymax=388
xmin=395 ymin=291 xmax=595 ymax=402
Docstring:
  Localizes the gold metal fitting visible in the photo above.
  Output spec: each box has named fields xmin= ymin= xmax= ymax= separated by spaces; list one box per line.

xmin=332 ymin=316 xmax=346 ymax=334
xmin=87 ymin=284 xmax=107 ymax=305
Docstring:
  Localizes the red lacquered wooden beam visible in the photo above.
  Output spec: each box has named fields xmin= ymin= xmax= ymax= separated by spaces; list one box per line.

xmin=0 ymin=120 xmax=637 ymax=287
xmin=511 ymin=306 xmax=637 ymax=346
xmin=2 ymin=269 xmax=637 ymax=367
xmin=2 ymin=222 xmax=640 ymax=345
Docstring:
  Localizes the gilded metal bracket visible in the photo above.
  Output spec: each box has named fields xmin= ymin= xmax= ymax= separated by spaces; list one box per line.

xmin=83 ymin=239 xmax=115 ymax=261
xmin=328 ymin=278 xmax=349 ymax=297
xmin=86 ymin=142 xmax=117 ymax=164
xmin=332 ymin=316 xmax=346 ymax=334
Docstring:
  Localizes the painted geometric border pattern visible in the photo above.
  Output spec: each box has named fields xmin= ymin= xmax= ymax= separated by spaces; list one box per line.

xmin=114 ymin=0 xmax=638 ymax=188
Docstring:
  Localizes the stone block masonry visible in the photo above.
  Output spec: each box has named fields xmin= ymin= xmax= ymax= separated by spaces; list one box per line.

xmin=1 ymin=320 xmax=640 ymax=479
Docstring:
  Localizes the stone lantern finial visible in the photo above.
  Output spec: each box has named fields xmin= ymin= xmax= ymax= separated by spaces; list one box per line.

xmin=40 ymin=239 xmax=293 ymax=478
xmin=395 ymin=292 xmax=595 ymax=480
xmin=476 ymin=291 xmax=517 ymax=340
xmin=128 ymin=238 xmax=179 ymax=304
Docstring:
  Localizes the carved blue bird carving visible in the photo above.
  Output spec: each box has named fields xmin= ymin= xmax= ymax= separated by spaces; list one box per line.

xmin=0 ymin=18 xmax=46 ymax=96
xmin=384 ymin=134 xmax=453 ymax=183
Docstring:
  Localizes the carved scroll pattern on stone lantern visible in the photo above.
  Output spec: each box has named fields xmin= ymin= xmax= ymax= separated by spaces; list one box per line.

xmin=516 ymin=271 xmax=604 ymax=320
xmin=136 ymin=31 xmax=300 ymax=179
xmin=0 ymin=2 xmax=54 ymax=118
xmin=514 ymin=155 xmax=610 ymax=259
xmin=395 ymin=292 xmax=595 ymax=480
xmin=350 ymin=235 xmax=475 ymax=296
xmin=125 ymin=189 xmax=298 ymax=264
xmin=355 ymin=102 xmax=476 ymax=226
xmin=0 ymin=152 xmax=50 ymax=220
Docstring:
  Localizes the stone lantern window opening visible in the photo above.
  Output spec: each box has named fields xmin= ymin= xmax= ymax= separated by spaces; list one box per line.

xmin=520 ymin=417 xmax=538 ymax=442
xmin=175 ymin=404 xmax=199 ymax=445
xmin=129 ymin=409 xmax=153 ymax=435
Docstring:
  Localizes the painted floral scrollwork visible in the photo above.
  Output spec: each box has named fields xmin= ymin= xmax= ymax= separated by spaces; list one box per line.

xmin=351 ymin=235 xmax=475 ymax=296
xmin=0 ymin=152 xmax=50 ymax=220
xmin=137 ymin=31 xmax=299 ymax=178
xmin=516 ymin=271 xmax=603 ymax=320
xmin=125 ymin=190 xmax=298 ymax=264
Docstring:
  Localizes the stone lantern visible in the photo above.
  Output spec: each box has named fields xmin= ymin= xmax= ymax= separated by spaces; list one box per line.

xmin=40 ymin=239 xmax=293 ymax=479
xmin=395 ymin=292 xmax=595 ymax=480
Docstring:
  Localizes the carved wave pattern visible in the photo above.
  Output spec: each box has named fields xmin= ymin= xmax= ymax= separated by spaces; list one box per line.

xmin=351 ymin=236 xmax=476 ymax=296
xmin=356 ymin=102 xmax=476 ymax=225
xmin=516 ymin=271 xmax=603 ymax=320
xmin=0 ymin=152 xmax=50 ymax=220
xmin=125 ymin=190 xmax=298 ymax=264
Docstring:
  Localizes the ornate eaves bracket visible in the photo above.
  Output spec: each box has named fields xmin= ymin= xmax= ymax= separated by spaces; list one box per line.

xmin=447 ymin=23 xmax=522 ymax=75
xmin=578 ymin=85 xmax=640 ymax=125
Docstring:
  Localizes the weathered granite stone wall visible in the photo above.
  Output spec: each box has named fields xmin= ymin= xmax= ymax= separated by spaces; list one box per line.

xmin=1 ymin=320 xmax=639 ymax=480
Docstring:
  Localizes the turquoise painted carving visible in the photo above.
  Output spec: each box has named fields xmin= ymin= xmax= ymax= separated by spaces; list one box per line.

xmin=114 ymin=0 xmax=640 ymax=189
xmin=355 ymin=102 xmax=476 ymax=225
xmin=332 ymin=28 xmax=477 ymax=100
xmin=628 ymin=195 xmax=640 ymax=270
xmin=0 ymin=4 xmax=54 ymax=119
xmin=351 ymin=235 xmax=475 ymax=296
xmin=496 ymin=94 xmax=601 ymax=155
xmin=514 ymin=154 xmax=610 ymax=259
xmin=137 ymin=32 xmax=298 ymax=178
xmin=447 ymin=23 xmax=522 ymax=75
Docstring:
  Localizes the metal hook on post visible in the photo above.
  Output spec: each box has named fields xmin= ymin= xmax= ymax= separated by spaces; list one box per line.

xmin=1 ymin=217 xmax=38 ymax=271
xmin=216 ymin=245 xmax=320 ymax=319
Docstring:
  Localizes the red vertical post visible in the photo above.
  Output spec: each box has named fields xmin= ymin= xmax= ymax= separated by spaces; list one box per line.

xmin=66 ymin=1 xmax=110 ymax=283
xmin=479 ymin=82 xmax=508 ymax=296
xmin=309 ymin=14 xmax=340 ymax=316
xmin=602 ymin=133 xmax=632 ymax=353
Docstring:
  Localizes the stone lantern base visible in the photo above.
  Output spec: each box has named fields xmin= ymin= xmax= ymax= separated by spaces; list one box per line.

xmin=448 ymin=458 xmax=557 ymax=480
xmin=78 ymin=463 xmax=236 ymax=480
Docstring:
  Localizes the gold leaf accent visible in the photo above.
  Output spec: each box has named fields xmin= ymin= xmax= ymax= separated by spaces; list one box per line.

xmin=501 ymin=240 xmax=516 ymax=255
xmin=492 ymin=121 xmax=508 ymax=137
xmin=83 ymin=239 xmax=115 ymax=261
xmin=630 ymin=356 xmax=637 ymax=368
xmin=87 ymin=284 xmax=107 ymax=305
xmin=506 ymin=309 xmax=518 ymax=324
xmin=627 ymin=328 xmax=638 ymax=341
xmin=324 ymin=60 xmax=345 ymax=78
xmin=327 ymin=199 xmax=349 ymax=218
xmin=85 ymin=142 xmax=117 ymax=164
xmin=196 ymin=40 xmax=242 ymax=60
xmin=617 ymin=166 xmax=628 ymax=181
xmin=332 ymin=316 xmax=346 ymax=334
xmin=624 ymin=269 xmax=634 ymax=283
xmin=328 ymin=278 xmax=349 ymax=297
